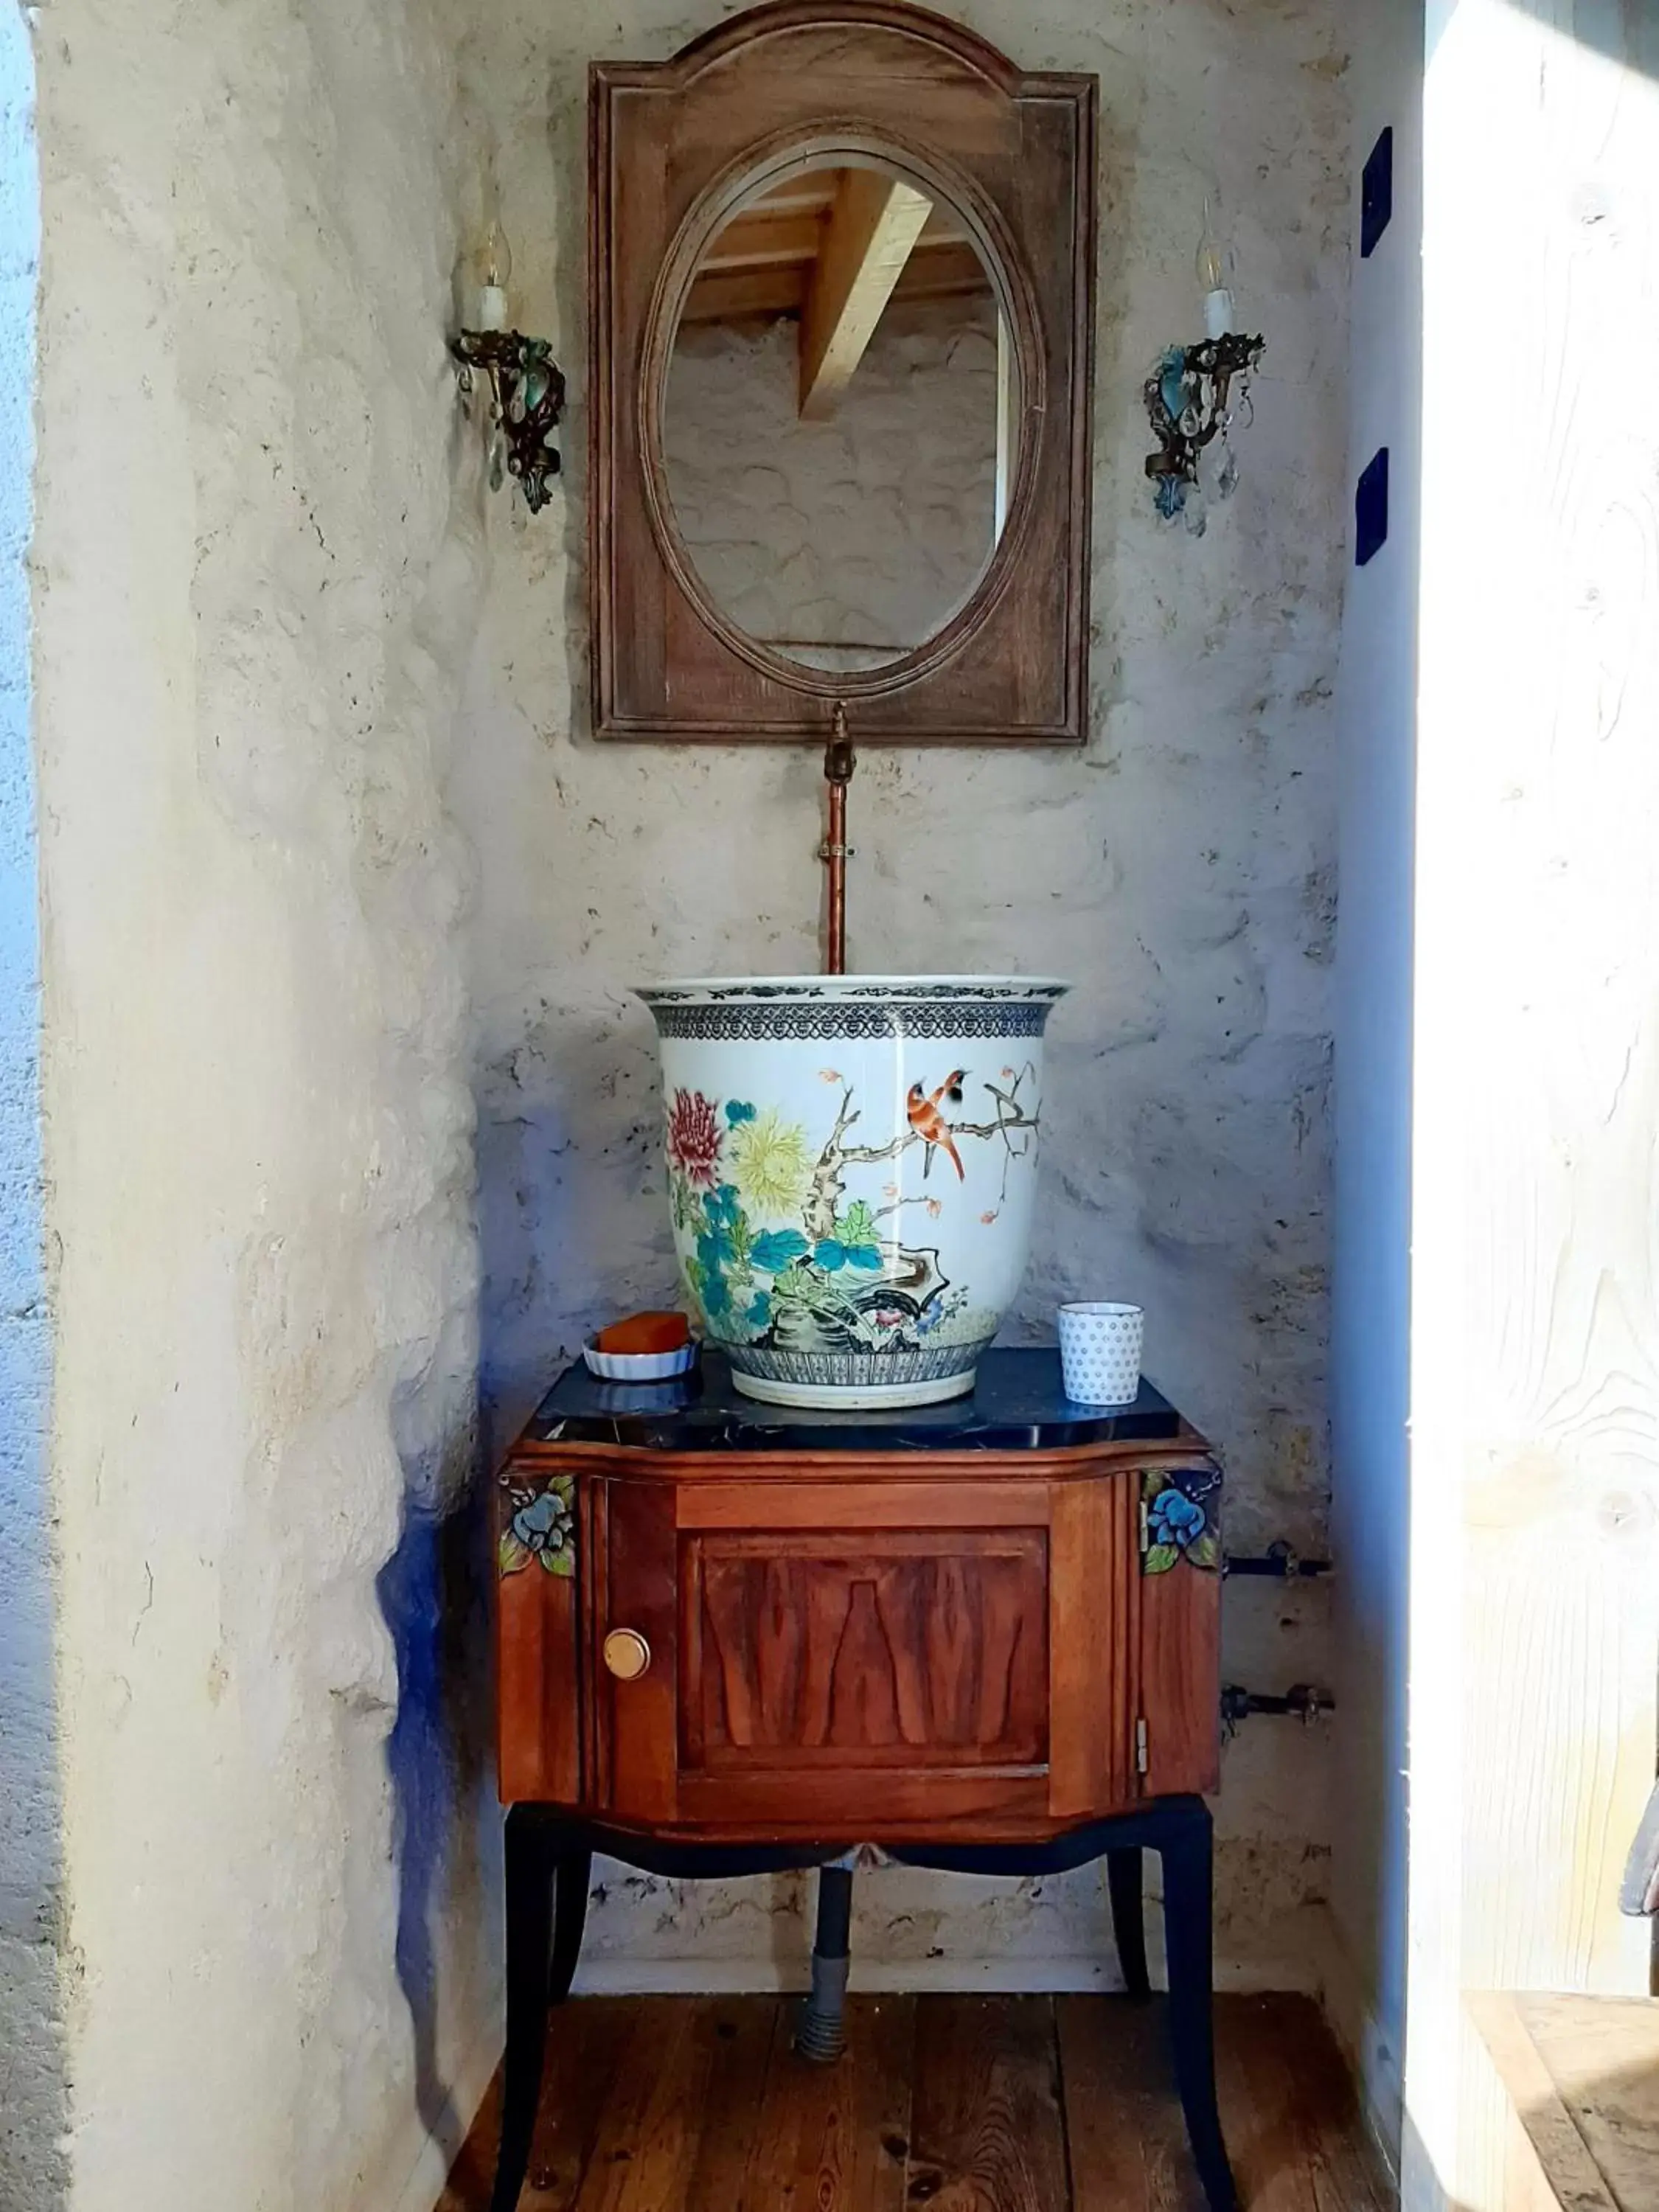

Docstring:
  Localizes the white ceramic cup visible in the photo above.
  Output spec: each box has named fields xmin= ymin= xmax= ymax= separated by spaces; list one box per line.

xmin=1058 ymin=1301 xmax=1144 ymax=1405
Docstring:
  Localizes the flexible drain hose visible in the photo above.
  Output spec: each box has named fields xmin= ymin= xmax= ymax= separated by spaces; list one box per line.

xmin=795 ymin=1863 xmax=854 ymax=2063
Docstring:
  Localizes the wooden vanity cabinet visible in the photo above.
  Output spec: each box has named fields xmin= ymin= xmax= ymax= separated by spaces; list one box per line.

xmin=498 ymin=1438 xmax=1220 ymax=1843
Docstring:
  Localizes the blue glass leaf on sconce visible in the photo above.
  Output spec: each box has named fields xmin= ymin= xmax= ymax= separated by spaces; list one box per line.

xmin=1158 ymin=347 xmax=1189 ymax=422
xmin=1154 ymin=474 xmax=1188 ymax=522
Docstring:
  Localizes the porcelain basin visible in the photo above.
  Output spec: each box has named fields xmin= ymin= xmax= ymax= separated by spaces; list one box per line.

xmin=639 ymin=975 xmax=1067 ymax=1408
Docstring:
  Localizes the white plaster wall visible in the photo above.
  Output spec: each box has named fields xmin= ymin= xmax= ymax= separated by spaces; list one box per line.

xmin=1327 ymin=0 xmax=1422 ymax=2164
xmin=456 ymin=0 xmax=1350 ymax=1983
xmin=0 ymin=9 xmax=62 ymax=2204
xmin=664 ymin=297 xmax=998 ymax=664
xmin=32 ymin=3 xmax=497 ymax=2208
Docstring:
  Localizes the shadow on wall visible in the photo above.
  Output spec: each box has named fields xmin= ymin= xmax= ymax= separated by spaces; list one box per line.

xmin=376 ymin=1462 xmax=498 ymax=2154
xmin=475 ymin=1007 xmax=671 ymax=1458
xmin=1491 ymin=0 xmax=1659 ymax=78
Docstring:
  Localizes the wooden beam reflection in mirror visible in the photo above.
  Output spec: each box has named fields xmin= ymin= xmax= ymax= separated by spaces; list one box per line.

xmin=799 ymin=170 xmax=932 ymax=418
xmin=680 ymin=172 xmax=984 ymax=330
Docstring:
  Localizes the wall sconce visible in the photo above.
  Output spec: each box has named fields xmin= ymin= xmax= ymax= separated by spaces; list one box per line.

xmin=451 ymin=181 xmax=566 ymax=514
xmin=1144 ymin=201 xmax=1265 ymax=535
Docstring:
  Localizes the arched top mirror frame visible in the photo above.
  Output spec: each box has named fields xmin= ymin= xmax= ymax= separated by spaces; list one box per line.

xmin=589 ymin=0 xmax=1097 ymax=745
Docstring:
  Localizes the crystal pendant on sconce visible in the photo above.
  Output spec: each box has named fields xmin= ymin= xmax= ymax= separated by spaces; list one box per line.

xmin=1195 ymin=431 xmax=1237 ymax=509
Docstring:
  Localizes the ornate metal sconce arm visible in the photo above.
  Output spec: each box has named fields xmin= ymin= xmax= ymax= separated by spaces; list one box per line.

xmin=451 ymin=330 xmax=566 ymax=513
xmin=1144 ymin=330 xmax=1265 ymax=529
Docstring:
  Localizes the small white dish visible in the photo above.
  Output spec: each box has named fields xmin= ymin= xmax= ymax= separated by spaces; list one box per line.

xmin=582 ymin=1338 xmax=699 ymax=1382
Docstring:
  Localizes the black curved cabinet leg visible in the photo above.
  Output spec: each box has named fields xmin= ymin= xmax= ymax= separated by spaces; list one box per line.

xmin=490 ymin=1809 xmax=560 ymax=2212
xmin=549 ymin=1847 xmax=592 ymax=2005
xmin=1106 ymin=1846 xmax=1151 ymax=2000
xmin=1158 ymin=1806 xmax=1239 ymax=2212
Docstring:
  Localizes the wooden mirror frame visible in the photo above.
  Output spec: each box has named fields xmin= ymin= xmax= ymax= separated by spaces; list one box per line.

xmin=588 ymin=1 xmax=1097 ymax=745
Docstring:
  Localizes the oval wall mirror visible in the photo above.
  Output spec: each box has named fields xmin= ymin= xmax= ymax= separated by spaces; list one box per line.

xmin=660 ymin=153 xmax=1018 ymax=679
xmin=590 ymin=1 xmax=1097 ymax=743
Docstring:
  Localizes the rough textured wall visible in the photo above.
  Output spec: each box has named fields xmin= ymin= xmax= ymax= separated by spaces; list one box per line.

xmin=0 ymin=11 xmax=63 ymax=2205
xmin=32 ymin=3 xmax=494 ymax=2208
xmin=455 ymin=0 xmax=1348 ymax=1983
xmin=664 ymin=297 xmax=998 ymax=665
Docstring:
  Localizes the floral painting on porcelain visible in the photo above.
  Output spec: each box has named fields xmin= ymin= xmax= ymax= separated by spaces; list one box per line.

xmin=664 ymin=1067 xmax=1040 ymax=1365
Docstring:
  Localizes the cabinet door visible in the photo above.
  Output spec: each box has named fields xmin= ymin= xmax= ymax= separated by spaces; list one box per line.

xmin=599 ymin=1472 xmax=1147 ymax=1835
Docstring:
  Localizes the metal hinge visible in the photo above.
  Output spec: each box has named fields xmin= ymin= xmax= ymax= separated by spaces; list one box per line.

xmin=1137 ymin=1497 xmax=1150 ymax=1554
xmin=1135 ymin=1717 xmax=1150 ymax=1775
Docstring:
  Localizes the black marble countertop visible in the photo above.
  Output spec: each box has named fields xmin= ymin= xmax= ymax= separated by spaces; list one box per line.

xmin=522 ymin=1346 xmax=1186 ymax=1453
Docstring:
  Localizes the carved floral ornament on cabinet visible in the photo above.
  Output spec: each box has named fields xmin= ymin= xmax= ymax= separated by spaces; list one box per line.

xmin=498 ymin=1472 xmax=576 ymax=1579
xmin=1142 ymin=1465 xmax=1223 ymax=1574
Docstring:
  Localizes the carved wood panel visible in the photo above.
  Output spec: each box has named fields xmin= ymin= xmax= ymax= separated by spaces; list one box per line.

xmin=681 ymin=1530 xmax=1048 ymax=1772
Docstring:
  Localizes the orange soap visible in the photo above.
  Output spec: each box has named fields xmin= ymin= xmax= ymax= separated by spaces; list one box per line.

xmin=595 ymin=1310 xmax=691 ymax=1355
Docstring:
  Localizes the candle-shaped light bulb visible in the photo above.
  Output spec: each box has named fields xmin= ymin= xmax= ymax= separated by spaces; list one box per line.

xmin=472 ymin=172 xmax=514 ymax=332
xmin=1195 ymin=200 xmax=1236 ymax=340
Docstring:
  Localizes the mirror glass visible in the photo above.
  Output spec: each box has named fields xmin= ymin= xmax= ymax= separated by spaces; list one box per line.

xmin=661 ymin=155 xmax=1017 ymax=675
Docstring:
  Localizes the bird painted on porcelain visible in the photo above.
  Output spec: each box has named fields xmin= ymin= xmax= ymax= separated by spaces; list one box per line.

xmin=907 ymin=1070 xmax=967 ymax=1181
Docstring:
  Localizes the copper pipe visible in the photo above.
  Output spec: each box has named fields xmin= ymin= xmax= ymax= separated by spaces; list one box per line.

xmin=820 ymin=705 xmax=855 ymax=976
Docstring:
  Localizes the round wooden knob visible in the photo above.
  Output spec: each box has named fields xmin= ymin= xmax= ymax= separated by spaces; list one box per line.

xmin=603 ymin=1628 xmax=652 ymax=1681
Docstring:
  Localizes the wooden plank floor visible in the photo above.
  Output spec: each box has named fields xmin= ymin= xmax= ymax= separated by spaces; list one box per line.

xmin=438 ymin=1993 xmax=1395 ymax=2211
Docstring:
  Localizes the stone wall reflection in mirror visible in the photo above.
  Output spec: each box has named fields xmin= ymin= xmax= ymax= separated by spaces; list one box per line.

xmin=661 ymin=157 xmax=1016 ymax=676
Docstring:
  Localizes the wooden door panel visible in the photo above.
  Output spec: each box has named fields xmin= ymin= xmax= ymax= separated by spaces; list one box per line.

xmin=496 ymin=1463 xmax=582 ymax=1805
xmin=1139 ymin=1543 xmax=1222 ymax=1798
xmin=601 ymin=1478 xmax=681 ymax=1823
xmin=677 ymin=1481 xmax=1051 ymax=1531
xmin=684 ymin=1531 xmax=1048 ymax=1773
xmin=1048 ymin=1475 xmax=1138 ymax=1818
